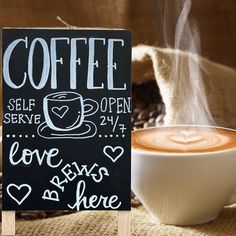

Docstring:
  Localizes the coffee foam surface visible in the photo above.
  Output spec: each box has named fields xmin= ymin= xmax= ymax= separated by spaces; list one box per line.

xmin=132 ymin=126 xmax=236 ymax=153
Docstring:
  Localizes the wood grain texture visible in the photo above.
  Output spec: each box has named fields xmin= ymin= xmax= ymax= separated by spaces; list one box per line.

xmin=118 ymin=211 xmax=130 ymax=236
xmin=2 ymin=211 xmax=15 ymax=235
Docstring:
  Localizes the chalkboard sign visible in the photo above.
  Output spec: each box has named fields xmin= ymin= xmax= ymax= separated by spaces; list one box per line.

xmin=2 ymin=28 xmax=131 ymax=211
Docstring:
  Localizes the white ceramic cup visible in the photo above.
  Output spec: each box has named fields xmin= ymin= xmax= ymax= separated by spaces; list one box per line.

xmin=131 ymin=126 xmax=236 ymax=225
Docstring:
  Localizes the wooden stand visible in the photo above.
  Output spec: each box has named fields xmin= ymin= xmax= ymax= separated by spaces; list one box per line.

xmin=1 ymin=210 xmax=130 ymax=235
xmin=2 ymin=211 xmax=15 ymax=235
xmin=118 ymin=211 xmax=130 ymax=236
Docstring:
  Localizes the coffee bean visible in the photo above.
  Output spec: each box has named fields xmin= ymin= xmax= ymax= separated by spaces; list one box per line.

xmin=134 ymin=120 xmax=145 ymax=128
xmin=35 ymin=211 xmax=47 ymax=218
xmin=133 ymin=108 xmax=142 ymax=114
xmin=131 ymin=117 xmax=135 ymax=124
xmin=131 ymin=191 xmax=135 ymax=198
xmin=148 ymin=118 xmax=155 ymax=124
xmin=157 ymin=103 xmax=165 ymax=114
xmin=137 ymin=110 xmax=149 ymax=121
xmin=144 ymin=122 xmax=155 ymax=128
xmin=19 ymin=212 xmax=39 ymax=220
xmin=133 ymin=108 xmax=142 ymax=119
xmin=131 ymin=197 xmax=142 ymax=207
xmin=149 ymin=110 xmax=159 ymax=119
xmin=49 ymin=211 xmax=65 ymax=217
xmin=156 ymin=114 xmax=165 ymax=125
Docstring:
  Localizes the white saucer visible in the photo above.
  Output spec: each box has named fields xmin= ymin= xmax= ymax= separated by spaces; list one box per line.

xmin=37 ymin=120 xmax=97 ymax=139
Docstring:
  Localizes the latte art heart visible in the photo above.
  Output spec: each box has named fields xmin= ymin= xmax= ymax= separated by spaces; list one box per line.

xmin=170 ymin=134 xmax=203 ymax=144
xmin=132 ymin=126 xmax=236 ymax=154
xmin=179 ymin=130 xmax=195 ymax=137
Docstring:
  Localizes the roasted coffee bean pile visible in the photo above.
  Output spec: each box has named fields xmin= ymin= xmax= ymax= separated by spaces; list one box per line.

xmin=0 ymin=80 xmax=164 ymax=220
xmin=132 ymin=80 xmax=165 ymax=129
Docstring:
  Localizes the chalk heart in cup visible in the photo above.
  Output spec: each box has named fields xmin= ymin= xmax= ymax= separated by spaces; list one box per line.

xmin=6 ymin=184 xmax=32 ymax=205
xmin=103 ymin=145 xmax=124 ymax=163
xmin=51 ymin=106 xmax=69 ymax=119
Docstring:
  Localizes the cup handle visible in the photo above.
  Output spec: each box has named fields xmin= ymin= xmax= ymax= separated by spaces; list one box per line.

xmin=226 ymin=189 xmax=236 ymax=205
xmin=83 ymin=99 xmax=99 ymax=116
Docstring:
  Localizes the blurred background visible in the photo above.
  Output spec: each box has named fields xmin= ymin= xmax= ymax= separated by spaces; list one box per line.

xmin=0 ymin=0 xmax=236 ymax=68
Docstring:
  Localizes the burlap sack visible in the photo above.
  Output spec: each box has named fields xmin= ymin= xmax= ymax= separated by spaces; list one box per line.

xmin=132 ymin=45 xmax=236 ymax=128
xmin=3 ymin=204 xmax=236 ymax=235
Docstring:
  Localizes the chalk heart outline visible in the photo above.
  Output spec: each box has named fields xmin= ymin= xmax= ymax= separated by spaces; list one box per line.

xmin=52 ymin=106 xmax=69 ymax=119
xmin=103 ymin=145 xmax=124 ymax=163
xmin=7 ymin=184 xmax=32 ymax=206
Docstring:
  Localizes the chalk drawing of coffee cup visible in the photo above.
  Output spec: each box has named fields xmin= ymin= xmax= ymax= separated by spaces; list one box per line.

xmin=43 ymin=91 xmax=98 ymax=131
xmin=38 ymin=91 xmax=98 ymax=139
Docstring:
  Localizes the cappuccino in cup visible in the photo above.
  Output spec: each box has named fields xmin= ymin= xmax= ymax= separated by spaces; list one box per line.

xmin=131 ymin=125 xmax=236 ymax=225
xmin=132 ymin=126 xmax=236 ymax=154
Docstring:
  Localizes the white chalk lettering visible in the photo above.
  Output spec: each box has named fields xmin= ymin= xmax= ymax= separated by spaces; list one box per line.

xmin=3 ymin=37 xmax=28 ymax=89
xmin=7 ymin=98 xmax=35 ymax=111
xmin=42 ymin=189 xmax=59 ymax=201
xmin=107 ymin=39 xmax=126 ymax=90
xmin=90 ymin=167 xmax=109 ymax=183
xmin=100 ymin=97 xmax=131 ymax=113
xmin=3 ymin=113 xmax=41 ymax=124
xmin=43 ymin=163 xmax=110 ymax=196
xmin=61 ymin=164 xmax=77 ymax=181
xmin=50 ymin=38 xmax=69 ymax=89
xmin=70 ymin=38 xmax=87 ymax=89
xmin=87 ymin=38 xmax=105 ymax=89
xmin=3 ymin=37 xmax=127 ymax=90
xmin=28 ymin=38 xmax=50 ymax=89
xmin=50 ymin=176 xmax=68 ymax=192
xmin=73 ymin=163 xmax=98 ymax=176
xmin=67 ymin=180 xmax=121 ymax=210
xmin=9 ymin=142 xmax=62 ymax=168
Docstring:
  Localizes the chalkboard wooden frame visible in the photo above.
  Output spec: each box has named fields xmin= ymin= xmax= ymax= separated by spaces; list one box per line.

xmin=1 ymin=27 xmax=131 ymax=236
xmin=2 ymin=211 xmax=15 ymax=235
xmin=2 ymin=211 xmax=130 ymax=235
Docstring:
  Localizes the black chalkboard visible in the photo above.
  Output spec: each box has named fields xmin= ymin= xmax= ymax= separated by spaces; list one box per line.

xmin=2 ymin=28 xmax=131 ymax=210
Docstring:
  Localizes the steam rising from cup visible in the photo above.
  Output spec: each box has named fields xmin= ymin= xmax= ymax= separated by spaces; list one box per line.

xmin=157 ymin=0 xmax=216 ymax=126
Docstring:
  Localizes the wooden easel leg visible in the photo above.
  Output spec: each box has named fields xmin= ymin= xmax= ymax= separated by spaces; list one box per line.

xmin=118 ymin=211 xmax=130 ymax=236
xmin=2 ymin=211 xmax=15 ymax=235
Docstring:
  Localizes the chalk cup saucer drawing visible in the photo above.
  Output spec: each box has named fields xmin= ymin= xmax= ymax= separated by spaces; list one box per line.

xmin=38 ymin=120 xmax=97 ymax=139
xmin=37 ymin=91 xmax=98 ymax=139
